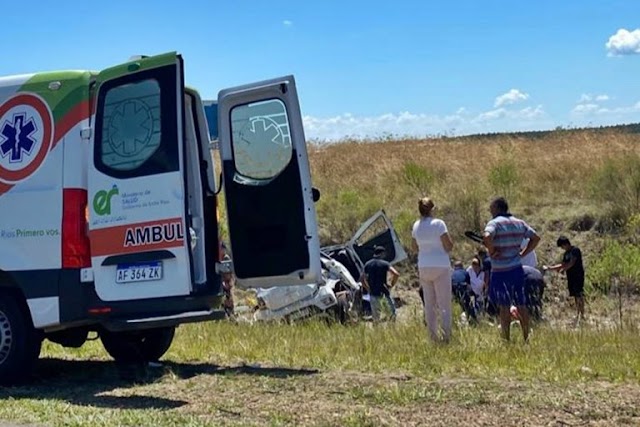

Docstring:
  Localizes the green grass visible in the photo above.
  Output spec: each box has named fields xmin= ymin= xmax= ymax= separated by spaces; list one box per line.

xmin=0 ymin=317 xmax=638 ymax=426
xmin=209 ymin=323 xmax=635 ymax=382
xmin=46 ymin=317 xmax=640 ymax=384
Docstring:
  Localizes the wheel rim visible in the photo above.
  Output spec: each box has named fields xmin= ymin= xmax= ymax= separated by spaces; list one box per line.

xmin=0 ymin=309 xmax=12 ymax=365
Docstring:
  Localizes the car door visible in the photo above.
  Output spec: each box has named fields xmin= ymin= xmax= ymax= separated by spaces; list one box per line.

xmin=88 ymin=52 xmax=195 ymax=302
xmin=348 ymin=210 xmax=408 ymax=273
xmin=217 ymin=76 xmax=321 ymax=288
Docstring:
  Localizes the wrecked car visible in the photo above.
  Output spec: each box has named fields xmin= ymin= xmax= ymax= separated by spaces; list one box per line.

xmin=252 ymin=210 xmax=408 ymax=323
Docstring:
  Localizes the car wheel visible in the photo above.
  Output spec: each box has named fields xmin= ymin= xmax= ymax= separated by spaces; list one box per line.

xmin=100 ymin=327 xmax=175 ymax=363
xmin=0 ymin=293 xmax=42 ymax=385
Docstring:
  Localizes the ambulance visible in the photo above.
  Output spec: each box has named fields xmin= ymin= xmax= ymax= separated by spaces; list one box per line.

xmin=0 ymin=52 xmax=321 ymax=383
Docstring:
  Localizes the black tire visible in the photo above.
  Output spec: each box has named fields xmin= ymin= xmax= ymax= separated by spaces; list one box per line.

xmin=0 ymin=293 xmax=42 ymax=385
xmin=100 ymin=327 xmax=175 ymax=363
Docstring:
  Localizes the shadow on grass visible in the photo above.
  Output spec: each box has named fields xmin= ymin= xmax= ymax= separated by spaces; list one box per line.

xmin=0 ymin=358 xmax=319 ymax=410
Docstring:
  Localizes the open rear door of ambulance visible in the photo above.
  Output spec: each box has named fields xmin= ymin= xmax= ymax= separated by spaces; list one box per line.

xmin=218 ymin=76 xmax=321 ymax=288
xmin=88 ymin=53 xmax=195 ymax=302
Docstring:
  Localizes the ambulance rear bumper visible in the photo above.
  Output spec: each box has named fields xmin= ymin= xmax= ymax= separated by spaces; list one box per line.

xmin=101 ymin=308 xmax=227 ymax=332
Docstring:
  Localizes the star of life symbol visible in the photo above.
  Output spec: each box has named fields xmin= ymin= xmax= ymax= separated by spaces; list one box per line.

xmin=0 ymin=113 xmax=38 ymax=163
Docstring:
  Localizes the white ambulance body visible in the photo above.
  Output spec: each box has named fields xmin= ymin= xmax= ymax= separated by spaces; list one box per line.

xmin=0 ymin=52 xmax=321 ymax=383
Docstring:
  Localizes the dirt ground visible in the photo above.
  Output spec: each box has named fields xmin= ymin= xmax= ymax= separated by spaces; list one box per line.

xmin=2 ymin=357 xmax=640 ymax=427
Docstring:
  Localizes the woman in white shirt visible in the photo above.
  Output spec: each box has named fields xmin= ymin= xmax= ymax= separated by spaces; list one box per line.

xmin=411 ymin=197 xmax=454 ymax=343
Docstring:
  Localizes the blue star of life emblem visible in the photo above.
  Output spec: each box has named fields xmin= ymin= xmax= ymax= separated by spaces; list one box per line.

xmin=0 ymin=113 xmax=38 ymax=163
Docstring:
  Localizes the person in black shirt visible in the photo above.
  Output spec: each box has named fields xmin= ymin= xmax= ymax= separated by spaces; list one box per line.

xmin=360 ymin=246 xmax=400 ymax=322
xmin=544 ymin=236 xmax=585 ymax=323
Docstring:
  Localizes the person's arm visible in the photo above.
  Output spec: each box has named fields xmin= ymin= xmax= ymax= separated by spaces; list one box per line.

xmin=562 ymin=248 xmax=580 ymax=271
xmin=520 ymin=233 xmax=540 ymax=258
xmin=482 ymin=271 xmax=490 ymax=293
xmin=561 ymin=257 xmax=577 ymax=272
xmin=411 ymin=222 xmax=419 ymax=254
xmin=483 ymin=221 xmax=498 ymax=258
xmin=544 ymin=263 xmax=563 ymax=272
xmin=440 ymin=232 xmax=453 ymax=253
xmin=359 ymin=272 xmax=369 ymax=291
xmin=482 ymin=233 xmax=498 ymax=259
xmin=545 ymin=251 xmax=577 ymax=273
xmin=388 ymin=265 xmax=400 ymax=287
xmin=433 ymin=219 xmax=453 ymax=253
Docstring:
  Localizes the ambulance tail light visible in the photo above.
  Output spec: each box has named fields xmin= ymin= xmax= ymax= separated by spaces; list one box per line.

xmin=62 ymin=188 xmax=91 ymax=268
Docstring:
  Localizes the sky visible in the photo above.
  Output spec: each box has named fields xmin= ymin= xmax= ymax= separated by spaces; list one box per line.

xmin=1 ymin=0 xmax=639 ymax=141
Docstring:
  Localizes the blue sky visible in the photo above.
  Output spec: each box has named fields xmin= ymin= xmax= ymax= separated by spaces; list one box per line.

xmin=1 ymin=0 xmax=639 ymax=140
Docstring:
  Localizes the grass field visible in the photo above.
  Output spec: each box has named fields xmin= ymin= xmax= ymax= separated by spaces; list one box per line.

xmin=3 ymin=127 xmax=640 ymax=426
xmin=1 ymin=314 xmax=640 ymax=427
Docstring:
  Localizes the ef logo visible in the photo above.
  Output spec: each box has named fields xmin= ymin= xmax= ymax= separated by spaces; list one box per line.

xmin=93 ymin=185 xmax=119 ymax=216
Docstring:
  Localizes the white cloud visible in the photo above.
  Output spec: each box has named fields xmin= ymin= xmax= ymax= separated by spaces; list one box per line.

xmin=474 ymin=105 xmax=544 ymax=123
xmin=571 ymin=98 xmax=640 ymax=120
xmin=283 ymin=20 xmax=293 ymax=27
xmin=605 ymin=28 xmax=640 ymax=56
xmin=475 ymin=108 xmax=507 ymax=122
xmin=519 ymin=105 xmax=546 ymax=119
xmin=579 ymin=93 xmax=610 ymax=103
xmin=494 ymin=89 xmax=530 ymax=107
xmin=572 ymin=103 xmax=600 ymax=114
xmin=302 ymin=105 xmax=549 ymax=141
xmin=578 ymin=94 xmax=592 ymax=103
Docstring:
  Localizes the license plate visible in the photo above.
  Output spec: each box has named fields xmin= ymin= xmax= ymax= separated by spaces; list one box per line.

xmin=116 ymin=261 xmax=163 ymax=284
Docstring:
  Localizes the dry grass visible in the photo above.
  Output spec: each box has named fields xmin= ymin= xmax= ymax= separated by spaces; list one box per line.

xmin=309 ymin=130 xmax=640 ymax=202
xmin=309 ymin=129 xmax=640 ymax=282
xmin=3 ymin=128 xmax=640 ymax=427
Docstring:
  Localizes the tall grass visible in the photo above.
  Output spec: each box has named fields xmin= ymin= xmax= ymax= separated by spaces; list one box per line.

xmin=309 ymin=130 xmax=640 ymax=284
xmin=41 ymin=319 xmax=640 ymax=384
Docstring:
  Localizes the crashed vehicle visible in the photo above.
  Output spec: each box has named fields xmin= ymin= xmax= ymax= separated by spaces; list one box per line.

xmin=253 ymin=210 xmax=408 ymax=323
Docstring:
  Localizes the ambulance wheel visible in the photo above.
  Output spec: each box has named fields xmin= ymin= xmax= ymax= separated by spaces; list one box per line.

xmin=0 ymin=293 xmax=42 ymax=385
xmin=100 ymin=327 xmax=175 ymax=363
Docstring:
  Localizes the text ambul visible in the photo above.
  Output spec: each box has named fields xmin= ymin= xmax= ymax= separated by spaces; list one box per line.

xmin=124 ymin=222 xmax=184 ymax=248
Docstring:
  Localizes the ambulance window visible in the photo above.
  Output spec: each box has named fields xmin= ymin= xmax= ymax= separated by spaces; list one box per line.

xmin=95 ymin=65 xmax=179 ymax=178
xmin=100 ymin=80 xmax=161 ymax=171
xmin=230 ymin=99 xmax=292 ymax=180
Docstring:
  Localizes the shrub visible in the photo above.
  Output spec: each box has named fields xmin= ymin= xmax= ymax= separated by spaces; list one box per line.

xmin=316 ymin=190 xmax=381 ymax=245
xmin=449 ymin=184 xmax=486 ymax=233
xmin=590 ymin=154 xmax=640 ymax=229
xmin=487 ymin=159 xmax=519 ymax=202
xmin=587 ymin=240 xmax=640 ymax=294
xmin=402 ymin=162 xmax=435 ymax=195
